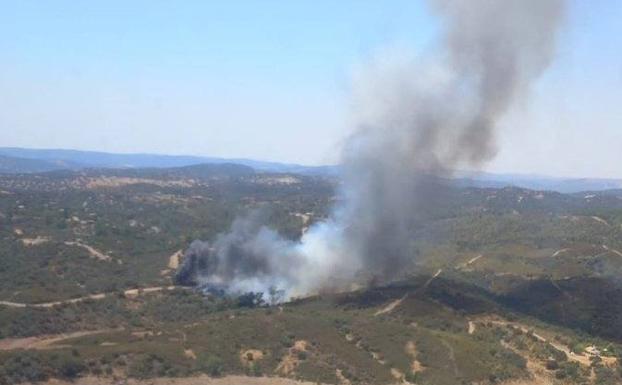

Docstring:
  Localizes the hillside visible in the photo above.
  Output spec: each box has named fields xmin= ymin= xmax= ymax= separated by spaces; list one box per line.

xmin=1 ymin=168 xmax=622 ymax=384
xmin=0 ymin=147 xmax=331 ymax=176
xmin=0 ymin=155 xmax=77 ymax=174
xmin=2 ymin=147 xmax=622 ymax=192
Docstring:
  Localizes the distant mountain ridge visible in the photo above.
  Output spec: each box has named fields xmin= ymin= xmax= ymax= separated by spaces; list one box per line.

xmin=0 ymin=147 xmax=329 ymax=174
xmin=1 ymin=147 xmax=620 ymax=193
xmin=0 ymin=154 xmax=80 ymax=173
xmin=453 ymin=171 xmax=622 ymax=194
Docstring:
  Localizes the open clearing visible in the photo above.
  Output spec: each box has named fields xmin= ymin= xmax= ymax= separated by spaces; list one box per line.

xmin=20 ymin=236 xmax=52 ymax=246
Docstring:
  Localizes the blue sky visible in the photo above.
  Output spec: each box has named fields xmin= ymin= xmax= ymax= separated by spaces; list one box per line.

xmin=1 ymin=1 xmax=620 ymax=178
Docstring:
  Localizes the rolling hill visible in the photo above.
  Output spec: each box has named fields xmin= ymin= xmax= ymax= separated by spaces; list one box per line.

xmin=2 ymin=147 xmax=621 ymax=193
xmin=1 ymin=166 xmax=622 ymax=384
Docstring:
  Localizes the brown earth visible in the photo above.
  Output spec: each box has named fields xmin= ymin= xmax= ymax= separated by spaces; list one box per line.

xmin=20 ymin=236 xmax=52 ymax=246
xmin=241 ymin=349 xmax=265 ymax=368
xmin=275 ymin=340 xmax=308 ymax=376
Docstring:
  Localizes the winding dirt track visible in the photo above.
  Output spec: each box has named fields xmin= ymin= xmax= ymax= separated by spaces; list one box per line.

xmin=484 ymin=319 xmax=617 ymax=367
xmin=0 ymin=286 xmax=184 ymax=308
xmin=0 ymin=329 xmax=123 ymax=351
xmin=374 ymin=268 xmax=442 ymax=317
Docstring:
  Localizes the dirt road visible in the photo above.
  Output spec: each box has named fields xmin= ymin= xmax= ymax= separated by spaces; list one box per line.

xmin=0 ymin=329 xmax=122 ymax=351
xmin=375 ymin=294 xmax=407 ymax=316
xmin=484 ymin=319 xmax=617 ymax=367
xmin=0 ymin=286 xmax=184 ymax=308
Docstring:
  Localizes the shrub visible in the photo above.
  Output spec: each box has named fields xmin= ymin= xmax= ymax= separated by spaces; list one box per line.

xmin=237 ymin=292 xmax=265 ymax=308
xmin=249 ymin=363 xmax=262 ymax=377
xmin=53 ymin=356 xmax=85 ymax=378
xmin=127 ymin=354 xmax=168 ymax=378
xmin=0 ymin=352 xmax=47 ymax=383
xmin=281 ymin=335 xmax=294 ymax=348
xmin=405 ymin=372 xmax=420 ymax=383
xmin=555 ymin=361 xmax=582 ymax=381
xmin=545 ymin=359 xmax=559 ymax=370
xmin=594 ymin=366 xmax=619 ymax=385
xmin=202 ymin=355 xmax=224 ymax=377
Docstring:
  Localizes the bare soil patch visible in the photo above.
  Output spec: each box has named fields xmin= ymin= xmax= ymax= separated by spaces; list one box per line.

xmin=21 ymin=236 xmax=52 ymax=246
xmin=275 ymin=340 xmax=308 ymax=376
xmin=467 ymin=321 xmax=476 ymax=335
xmin=184 ymin=349 xmax=197 ymax=360
xmin=169 ymin=249 xmax=183 ymax=269
xmin=335 ymin=369 xmax=352 ymax=385
xmin=241 ymin=349 xmax=265 ymax=368
xmin=405 ymin=340 xmax=424 ymax=373
xmin=77 ymin=177 xmax=195 ymax=189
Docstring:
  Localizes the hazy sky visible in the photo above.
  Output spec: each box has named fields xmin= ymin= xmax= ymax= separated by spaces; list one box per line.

xmin=1 ymin=1 xmax=620 ymax=178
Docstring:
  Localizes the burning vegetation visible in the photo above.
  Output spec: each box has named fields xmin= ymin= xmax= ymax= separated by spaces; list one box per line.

xmin=176 ymin=0 xmax=566 ymax=302
xmin=177 ymin=0 xmax=563 ymax=299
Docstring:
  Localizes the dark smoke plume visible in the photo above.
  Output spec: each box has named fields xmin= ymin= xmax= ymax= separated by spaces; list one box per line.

xmin=177 ymin=0 xmax=566 ymax=300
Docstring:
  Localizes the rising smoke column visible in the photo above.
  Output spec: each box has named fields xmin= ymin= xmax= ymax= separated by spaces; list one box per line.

xmin=339 ymin=0 xmax=565 ymax=280
xmin=177 ymin=0 xmax=566 ymax=300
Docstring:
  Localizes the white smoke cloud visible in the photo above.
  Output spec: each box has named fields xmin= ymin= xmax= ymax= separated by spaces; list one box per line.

xmin=178 ymin=0 xmax=566 ymax=301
